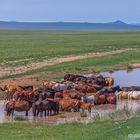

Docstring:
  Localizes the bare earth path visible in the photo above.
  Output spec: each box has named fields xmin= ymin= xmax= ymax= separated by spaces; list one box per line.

xmin=0 ymin=48 xmax=139 ymax=87
xmin=0 ymin=48 xmax=135 ymax=77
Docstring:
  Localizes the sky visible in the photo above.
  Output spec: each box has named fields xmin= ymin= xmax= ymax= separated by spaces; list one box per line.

xmin=0 ymin=0 xmax=140 ymax=23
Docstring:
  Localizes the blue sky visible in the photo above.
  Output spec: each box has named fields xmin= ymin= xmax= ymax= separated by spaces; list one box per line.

xmin=0 ymin=0 xmax=139 ymax=23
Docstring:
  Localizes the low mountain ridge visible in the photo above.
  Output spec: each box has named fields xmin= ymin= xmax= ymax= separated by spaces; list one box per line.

xmin=0 ymin=20 xmax=140 ymax=31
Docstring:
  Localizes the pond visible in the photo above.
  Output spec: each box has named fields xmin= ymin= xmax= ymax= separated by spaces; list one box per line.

xmin=84 ymin=68 xmax=140 ymax=87
xmin=101 ymin=68 xmax=140 ymax=87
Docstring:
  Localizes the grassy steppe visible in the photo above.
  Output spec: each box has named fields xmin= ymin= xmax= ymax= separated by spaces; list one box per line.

xmin=0 ymin=30 xmax=140 ymax=63
xmin=1 ymin=50 xmax=140 ymax=81
xmin=0 ymin=117 xmax=140 ymax=140
xmin=1 ymin=31 xmax=140 ymax=140
xmin=0 ymin=30 xmax=140 ymax=80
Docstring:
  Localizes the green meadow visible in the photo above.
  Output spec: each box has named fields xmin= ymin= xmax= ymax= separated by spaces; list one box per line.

xmin=1 ymin=30 xmax=140 ymax=140
xmin=1 ymin=30 xmax=140 ymax=80
xmin=0 ymin=117 xmax=140 ymax=140
xmin=0 ymin=30 xmax=140 ymax=63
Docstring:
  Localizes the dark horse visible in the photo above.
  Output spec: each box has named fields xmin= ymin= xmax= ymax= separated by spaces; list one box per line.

xmin=32 ymin=99 xmax=59 ymax=117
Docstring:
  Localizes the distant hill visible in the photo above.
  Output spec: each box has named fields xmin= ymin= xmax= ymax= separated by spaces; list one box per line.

xmin=0 ymin=20 xmax=140 ymax=31
xmin=109 ymin=20 xmax=127 ymax=25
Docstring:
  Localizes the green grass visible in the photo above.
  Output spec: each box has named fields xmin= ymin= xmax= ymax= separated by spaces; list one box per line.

xmin=0 ymin=30 xmax=140 ymax=80
xmin=0 ymin=30 xmax=140 ymax=64
xmin=0 ymin=117 xmax=140 ymax=140
xmin=1 ymin=50 xmax=140 ymax=81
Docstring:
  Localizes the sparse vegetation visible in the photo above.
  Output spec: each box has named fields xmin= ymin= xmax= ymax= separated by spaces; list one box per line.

xmin=14 ymin=116 xmax=28 ymax=121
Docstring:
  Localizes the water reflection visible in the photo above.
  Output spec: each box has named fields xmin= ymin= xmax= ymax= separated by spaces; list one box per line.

xmin=101 ymin=68 xmax=140 ymax=87
xmin=1 ymin=99 xmax=140 ymax=124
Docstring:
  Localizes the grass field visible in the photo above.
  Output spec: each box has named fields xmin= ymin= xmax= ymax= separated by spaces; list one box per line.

xmin=0 ymin=117 xmax=140 ymax=140
xmin=0 ymin=30 xmax=140 ymax=64
xmin=1 ymin=30 xmax=140 ymax=139
xmin=1 ymin=49 xmax=140 ymax=81
xmin=1 ymin=30 xmax=140 ymax=80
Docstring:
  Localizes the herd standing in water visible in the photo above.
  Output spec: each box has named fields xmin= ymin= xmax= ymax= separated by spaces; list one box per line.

xmin=0 ymin=74 xmax=140 ymax=117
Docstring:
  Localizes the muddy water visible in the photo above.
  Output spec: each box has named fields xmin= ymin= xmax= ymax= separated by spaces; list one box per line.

xmin=1 ymin=99 xmax=140 ymax=124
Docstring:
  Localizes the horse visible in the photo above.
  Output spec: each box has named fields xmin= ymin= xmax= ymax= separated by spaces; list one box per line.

xmin=104 ymin=77 xmax=114 ymax=87
xmin=59 ymin=99 xmax=80 ymax=112
xmin=6 ymin=100 xmax=33 ymax=116
xmin=106 ymin=95 xmax=116 ymax=104
xmin=128 ymin=91 xmax=140 ymax=100
xmin=81 ymin=95 xmax=97 ymax=105
xmin=32 ymin=99 xmax=59 ymax=116
xmin=79 ymin=102 xmax=92 ymax=113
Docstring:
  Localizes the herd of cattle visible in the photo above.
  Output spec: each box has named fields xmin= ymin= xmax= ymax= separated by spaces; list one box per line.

xmin=0 ymin=74 xmax=140 ymax=117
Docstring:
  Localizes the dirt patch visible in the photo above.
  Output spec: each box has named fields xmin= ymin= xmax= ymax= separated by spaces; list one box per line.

xmin=0 ymin=48 xmax=136 ymax=78
xmin=0 ymin=74 xmax=43 ymax=87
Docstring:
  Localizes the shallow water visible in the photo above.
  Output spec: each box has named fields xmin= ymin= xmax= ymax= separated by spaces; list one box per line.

xmin=84 ymin=68 xmax=140 ymax=87
xmin=101 ymin=68 xmax=140 ymax=87
xmin=1 ymin=99 xmax=140 ymax=124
